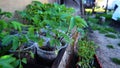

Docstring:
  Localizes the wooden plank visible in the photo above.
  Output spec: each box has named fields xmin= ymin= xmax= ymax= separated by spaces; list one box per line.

xmin=51 ymin=47 xmax=66 ymax=68
xmin=57 ymin=32 xmax=79 ymax=68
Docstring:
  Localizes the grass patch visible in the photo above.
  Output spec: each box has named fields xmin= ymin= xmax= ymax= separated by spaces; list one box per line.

xmin=91 ymin=25 xmax=115 ymax=34
xmin=106 ymin=44 xmax=114 ymax=49
xmin=92 ymin=25 xmax=100 ymax=30
xmin=105 ymin=34 xmax=117 ymax=39
xmin=118 ymin=43 xmax=120 ymax=47
xmin=104 ymin=27 xmax=117 ymax=33
xmin=99 ymin=28 xmax=108 ymax=34
xmin=96 ymin=13 xmax=112 ymax=20
xmin=87 ymin=17 xmax=99 ymax=24
xmin=111 ymin=58 xmax=120 ymax=65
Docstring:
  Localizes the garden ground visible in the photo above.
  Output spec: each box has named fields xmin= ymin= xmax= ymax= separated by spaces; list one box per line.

xmin=88 ymin=28 xmax=120 ymax=68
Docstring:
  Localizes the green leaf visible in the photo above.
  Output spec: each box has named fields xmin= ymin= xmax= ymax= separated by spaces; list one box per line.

xmin=1 ymin=12 xmax=12 ymax=18
xmin=0 ymin=20 xmax=7 ymax=32
xmin=0 ymin=55 xmax=16 ymax=68
xmin=1 ymin=63 xmax=14 ymax=68
xmin=11 ymin=60 xmax=20 ymax=68
xmin=69 ymin=17 xmax=75 ymax=30
xmin=27 ymin=26 xmax=34 ymax=36
xmin=11 ymin=21 xmax=23 ymax=31
xmin=75 ymin=16 xmax=88 ymax=28
xmin=30 ymin=51 xmax=34 ymax=58
xmin=2 ymin=35 xmax=13 ymax=46
xmin=12 ymin=36 xmax=19 ymax=50
xmin=38 ymin=39 xmax=44 ymax=47
xmin=19 ymin=63 xmax=23 ymax=68
xmin=32 ymin=16 xmax=39 ymax=25
xmin=22 ymin=58 xmax=27 ymax=64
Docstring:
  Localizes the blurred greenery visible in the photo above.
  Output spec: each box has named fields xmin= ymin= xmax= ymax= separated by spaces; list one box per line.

xmin=105 ymin=34 xmax=117 ymax=39
xmin=106 ymin=44 xmax=114 ymax=49
xmin=111 ymin=58 xmax=120 ymax=65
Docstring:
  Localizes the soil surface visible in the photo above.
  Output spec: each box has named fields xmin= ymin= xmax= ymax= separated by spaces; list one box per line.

xmin=88 ymin=30 xmax=120 ymax=68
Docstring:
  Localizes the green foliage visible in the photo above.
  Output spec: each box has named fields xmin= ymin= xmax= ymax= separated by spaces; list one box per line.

xmin=111 ymin=58 xmax=120 ymax=65
xmin=90 ymin=21 xmax=116 ymax=34
xmin=30 ymin=51 xmax=34 ymax=58
xmin=0 ymin=20 xmax=8 ymax=33
xmin=87 ymin=17 xmax=99 ymax=24
xmin=99 ymin=29 xmax=108 ymax=34
xmin=21 ymin=58 xmax=27 ymax=64
xmin=96 ymin=13 xmax=112 ymax=20
xmin=2 ymin=35 xmax=19 ymax=50
xmin=0 ymin=8 xmax=12 ymax=19
xmin=104 ymin=27 xmax=117 ymax=33
xmin=11 ymin=21 xmax=24 ymax=32
xmin=18 ymin=1 xmax=87 ymax=47
xmin=98 ymin=27 xmax=116 ymax=34
xmin=0 ymin=9 xmax=32 ymax=68
xmin=106 ymin=44 xmax=114 ymax=49
xmin=0 ymin=55 xmax=16 ymax=68
xmin=0 ymin=1 xmax=87 ymax=67
xmin=0 ymin=44 xmax=12 ymax=56
xmin=77 ymin=40 xmax=96 ymax=68
xmin=105 ymin=34 xmax=117 ymax=39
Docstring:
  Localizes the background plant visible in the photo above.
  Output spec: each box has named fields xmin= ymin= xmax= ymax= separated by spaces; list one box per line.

xmin=77 ymin=40 xmax=96 ymax=68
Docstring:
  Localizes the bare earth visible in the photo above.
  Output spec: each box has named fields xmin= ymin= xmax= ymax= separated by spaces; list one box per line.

xmin=88 ymin=30 xmax=120 ymax=68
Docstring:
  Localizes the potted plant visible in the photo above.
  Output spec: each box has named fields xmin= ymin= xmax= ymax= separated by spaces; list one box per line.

xmin=0 ymin=1 xmax=87 ymax=67
xmin=17 ymin=1 xmax=87 ymax=63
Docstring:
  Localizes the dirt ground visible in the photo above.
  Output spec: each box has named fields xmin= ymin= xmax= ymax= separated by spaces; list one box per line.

xmin=88 ymin=30 xmax=120 ymax=68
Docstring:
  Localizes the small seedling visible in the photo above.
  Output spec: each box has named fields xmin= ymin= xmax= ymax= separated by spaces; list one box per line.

xmin=106 ymin=44 xmax=114 ymax=49
xmin=105 ymin=34 xmax=117 ymax=39
xmin=111 ymin=58 xmax=120 ymax=65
